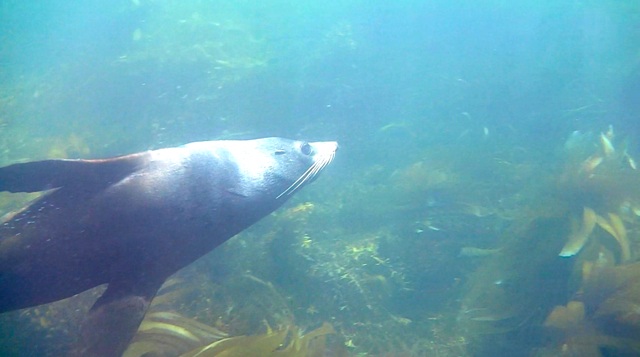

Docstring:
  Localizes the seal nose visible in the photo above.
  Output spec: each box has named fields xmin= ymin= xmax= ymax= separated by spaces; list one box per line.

xmin=311 ymin=141 xmax=339 ymax=154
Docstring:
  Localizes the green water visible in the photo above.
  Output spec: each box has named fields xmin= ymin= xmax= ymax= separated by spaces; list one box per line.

xmin=1 ymin=0 xmax=640 ymax=355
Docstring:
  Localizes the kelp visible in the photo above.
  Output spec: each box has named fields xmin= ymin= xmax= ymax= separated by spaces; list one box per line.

xmin=582 ymin=262 xmax=640 ymax=337
xmin=181 ymin=327 xmax=287 ymax=357
xmin=540 ymin=300 xmax=604 ymax=357
xmin=123 ymin=312 xmax=228 ymax=357
xmin=181 ymin=322 xmax=335 ymax=357
xmin=457 ymin=216 xmax=573 ymax=355
xmin=559 ymin=208 xmax=632 ymax=262
xmin=538 ymin=262 xmax=640 ymax=356
xmin=122 ymin=274 xmax=336 ymax=357
xmin=544 ymin=300 xmax=586 ymax=330
xmin=559 ymin=207 xmax=597 ymax=257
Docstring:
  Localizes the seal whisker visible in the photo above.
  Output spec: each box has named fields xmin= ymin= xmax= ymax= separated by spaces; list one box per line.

xmin=277 ymin=164 xmax=315 ymax=199
xmin=276 ymin=150 xmax=335 ymax=199
xmin=277 ymin=164 xmax=317 ymax=198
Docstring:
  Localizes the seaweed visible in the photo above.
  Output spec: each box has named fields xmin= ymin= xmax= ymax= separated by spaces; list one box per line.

xmin=181 ymin=322 xmax=335 ymax=357
xmin=457 ymin=216 xmax=573 ymax=355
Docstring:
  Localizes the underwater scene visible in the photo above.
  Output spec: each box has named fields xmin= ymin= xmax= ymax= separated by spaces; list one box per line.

xmin=2 ymin=0 xmax=640 ymax=356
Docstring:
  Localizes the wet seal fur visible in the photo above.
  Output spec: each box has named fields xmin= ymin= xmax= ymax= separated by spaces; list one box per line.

xmin=0 ymin=137 xmax=337 ymax=356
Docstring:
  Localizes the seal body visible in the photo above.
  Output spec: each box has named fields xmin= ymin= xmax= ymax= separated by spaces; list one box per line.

xmin=0 ymin=137 xmax=337 ymax=356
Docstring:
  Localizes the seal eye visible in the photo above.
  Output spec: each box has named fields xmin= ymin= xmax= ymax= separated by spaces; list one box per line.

xmin=300 ymin=142 xmax=313 ymax=156
xmin=274 ymin=149 xmax=286 ymax=155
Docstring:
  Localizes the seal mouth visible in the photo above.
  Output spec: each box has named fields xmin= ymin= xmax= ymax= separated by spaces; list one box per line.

xmin=276 ymin=141 xmax=338 ymax=199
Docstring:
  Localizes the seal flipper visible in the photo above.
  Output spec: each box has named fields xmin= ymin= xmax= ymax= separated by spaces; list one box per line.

xmin=0 ymin=152 xmax=150 ymax=193
xmin=73 ymin=276 xmax=164 ymax=357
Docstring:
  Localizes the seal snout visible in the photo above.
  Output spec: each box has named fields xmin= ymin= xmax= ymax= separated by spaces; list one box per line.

xmin=276 ymin=140 xmax=337 ymax=199
xmin=310 ymin=141 xmax=338 ymax=166
xmin=311 ymin=141 xmax=339 ymax=156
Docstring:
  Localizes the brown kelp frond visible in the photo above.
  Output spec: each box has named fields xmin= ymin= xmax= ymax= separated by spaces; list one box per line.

xmin=539 ymin=262 xmax=640 ymax=356
xmin=559 ymin=207 xmax=597 ymax=257
xmin=123 ymin=312 xmax=228 ymax=357
xmin=558 ymin=125 xmax=640 ymax=216
xmin=544 ymin=301 xmax=586 ymax=330
xmin=558 ymin=207 xmax=632 ymax=262
xmin=181 ymin=322 xmax=335 ymax=357
xmin=555 ymin=126 xmax=639 ymax=262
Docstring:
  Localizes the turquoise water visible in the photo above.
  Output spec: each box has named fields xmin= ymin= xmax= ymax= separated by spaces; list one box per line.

xmin=1 ymin=1 xmax=640 ymax=356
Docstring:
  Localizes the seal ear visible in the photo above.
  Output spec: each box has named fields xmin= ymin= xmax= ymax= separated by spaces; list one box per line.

xmin=0 ymin=153 xmax=149 ymax=193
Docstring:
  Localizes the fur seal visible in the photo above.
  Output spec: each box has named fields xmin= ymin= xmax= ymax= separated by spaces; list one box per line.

xmin=0 ymin=137 xmax=337 ymax=356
